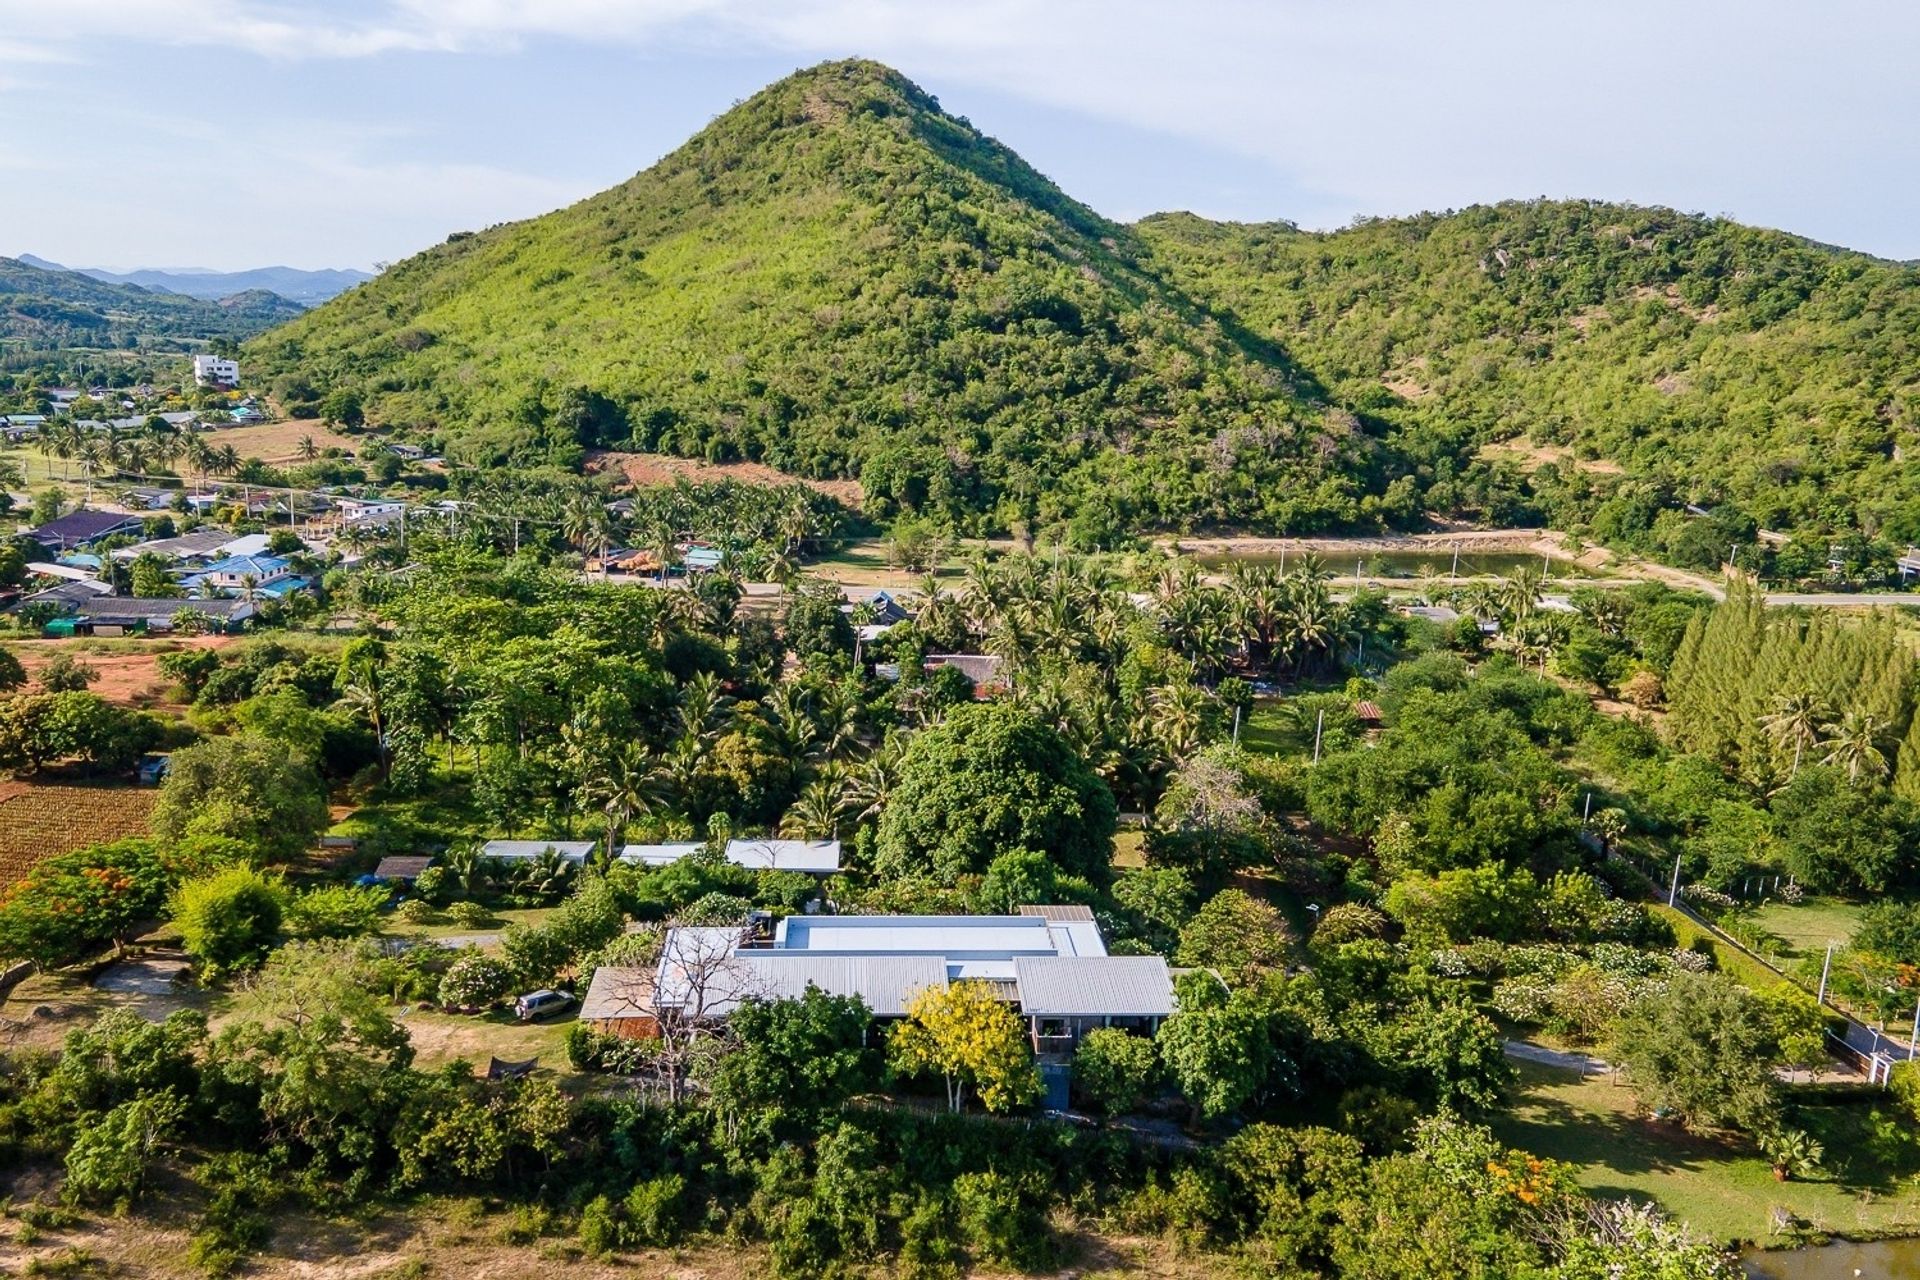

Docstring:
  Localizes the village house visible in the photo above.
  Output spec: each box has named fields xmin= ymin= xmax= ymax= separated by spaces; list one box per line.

xmin=25 ymin=508 xmax=146 ymax=554
xmin=581 ymin=906 xmax=1175 ymax=1059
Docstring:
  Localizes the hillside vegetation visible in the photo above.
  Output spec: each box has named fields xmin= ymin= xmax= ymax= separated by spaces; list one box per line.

xmin=1140 ymin=202 xmax=1920 ymax=550
xmin=0 ymin=257 xmax=304 ymax=357
xmin=254 ymin=60 xmax=1920 ymax=550
xmin=247 ymin=60 xmax=1395 ymax=537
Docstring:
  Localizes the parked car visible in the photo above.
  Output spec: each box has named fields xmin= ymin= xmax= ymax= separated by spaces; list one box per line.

xmin=514 ymin=989 xmax=574 ymax=1022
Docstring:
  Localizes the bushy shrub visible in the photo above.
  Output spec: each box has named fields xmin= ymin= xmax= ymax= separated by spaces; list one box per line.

xmin=437 ymin=950 xmax=514 ymax=1011
xmin=1072 ymin=1028 xmax=1158 ymax=1114
xmin=1312 ymin=902 xmax=1387 ymax=945
xmin=445 ymin=900 xmax=494 ymax=929
xmin=393 ymin=899 xmax=437 ymax=925
xmin=623 ymin=1173 xmax=685 ymax=1246
xmin=285 ymin=883 xmax=388 ymax=939
xmin=169 ymin=866 xmax=288 ymax=977
xmin=952 ymin=1170 xmax=1054 ymax=1270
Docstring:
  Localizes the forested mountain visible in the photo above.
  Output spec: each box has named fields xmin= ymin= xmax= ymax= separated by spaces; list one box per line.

xmin=0 ymin=256 xmax=306 ymax=355
xmin=1139 ymin=202 xmax=1920 ymax=549
xmin=254 ymin=60 xmax=1920 ymax=547
xmin=247 ymin=59 xmax=1396 ymax=536
xmin=17 ymin=254 xmax=371 ymax=305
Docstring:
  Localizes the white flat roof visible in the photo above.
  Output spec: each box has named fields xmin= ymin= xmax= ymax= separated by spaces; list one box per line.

xmin=772 ymin=913 xmax=1104 ymax=958
xmin=617 ymin=842 xmax=707 ymax=867
xmin=723 ymin=838 xmax=840 ymax=874
xmin=480 ymin=839 xmax=596 ymax=862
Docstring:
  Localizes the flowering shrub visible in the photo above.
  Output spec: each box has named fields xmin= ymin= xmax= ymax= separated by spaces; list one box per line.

xmin=1681 ymin=884 xmax=1736 ymax=911
xmin=1778 ymin=882 xmax=1805 ymax=905
xmin=1431 ymin=949 xmax=1472 ymax=978
xmin=437 ymin=949 xmax=513 ymax=1011
xmin=1669 ymin=947 xmax=1713 ymax=973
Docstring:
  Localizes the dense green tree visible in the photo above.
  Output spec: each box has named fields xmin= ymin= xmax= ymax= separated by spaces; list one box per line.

xmin=1611 ymin=971 xmax=1781 ymax=1134
xmin=874 ymin=702 xmax=1117 ymax=886
xmin=170 ymin=866 xmax=289 ymax=977
xmin=702 ymin=987 xmax=876 ymax=1122
xmin=152 ymin=735 xmax=330 ymax=861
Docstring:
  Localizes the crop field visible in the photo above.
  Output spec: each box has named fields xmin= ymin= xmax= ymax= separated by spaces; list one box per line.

xmin=0 ymin=783 xmax=157 ymax=884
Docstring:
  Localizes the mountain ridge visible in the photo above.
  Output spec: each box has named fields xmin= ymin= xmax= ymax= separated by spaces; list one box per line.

xmin=17 ymin=254 xmax=369 ymax=305
xmin=250 ymin=58 xmax=1388 ymax=536
xmin=249 ymin=58 xmax=1920 ymax=547
xmin=1 ymin=256 xmax=306 ymax=357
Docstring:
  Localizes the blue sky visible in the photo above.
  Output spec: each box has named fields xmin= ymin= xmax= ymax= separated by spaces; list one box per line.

xmin=2 ymin=1 xmax=1917 ymax=271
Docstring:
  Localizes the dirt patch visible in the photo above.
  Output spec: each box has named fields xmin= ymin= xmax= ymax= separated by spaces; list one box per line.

xmin=200 ymin=418 xmax=359 ymax=464
xmin=587 ymin=450 xmax=863 ymax=506
xmin=4 ymin=634 xmax=235 ymax=709
xmin=1477 ymin=439 xmax=1625 ymax=476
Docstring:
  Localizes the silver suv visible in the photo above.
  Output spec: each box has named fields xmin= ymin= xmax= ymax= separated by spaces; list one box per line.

xmin=514 ymin=989 xmax=574 ymax=1022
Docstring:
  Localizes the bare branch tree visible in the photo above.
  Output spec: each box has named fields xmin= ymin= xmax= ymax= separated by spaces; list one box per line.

xmin=647 ymin=924 xmax=768 ymax=1103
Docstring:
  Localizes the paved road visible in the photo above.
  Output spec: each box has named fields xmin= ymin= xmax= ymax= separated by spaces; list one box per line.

xmin=1502 ymin=1039 xmax=1611 ymax=1074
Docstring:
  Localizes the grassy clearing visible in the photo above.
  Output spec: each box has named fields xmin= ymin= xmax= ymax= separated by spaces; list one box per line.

xmin=1492 ymin=1061 xmax=1920 ymax=1244
xmin=1240 ymin=696 xmax=1307 ymax=756
xmin=378 ymin=906 xmax=557 ymax=941
xmin=1749 ymin=899 xmax=1866 ymax=963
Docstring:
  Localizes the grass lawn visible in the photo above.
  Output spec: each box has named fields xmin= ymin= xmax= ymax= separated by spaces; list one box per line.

xmin=1240 ymin=696 xmax=1307 ymax=757
xmin=396 ymin=1004 xmax=580 ymax=1077
xmin=379 ymin=905 xmax=557 ymax=940
xmin=1112 ymin=829 xmax=1147 ymax=869
xmin=1749 ymin=899 xmax=1866 ymax=963
xmin=1492 ymin=1061 xmax=1920 ymax=1244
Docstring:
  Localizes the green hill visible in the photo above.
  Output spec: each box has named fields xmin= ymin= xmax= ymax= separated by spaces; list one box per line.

xmin=1137 ymin=202 xmax=1920 ymax=553
xmin=254 ymin=61 xmax=1920 ymax=549
xmin=247 ymin=59 xmax=1394 ymax=537
xmin=0 ymin=257 xmax=304 ymax=354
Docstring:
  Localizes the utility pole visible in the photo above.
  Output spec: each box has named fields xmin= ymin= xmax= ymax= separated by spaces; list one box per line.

xmin=1452 ymin=545 xmax=1460 ymax=576
xmin=1312 ymin=709 xmax=1325 ymax=764
xmin=1232 ymin=703 xmax=1242 ymax=746
xmin=1818 ymin=940 xmax=1836 ymax=1005
xmin=1910 ymin=990 xmax=1919 ymax=1061
xmin=1667 ymin=850 xmax=1683 ymax=907
xmin=1582 ymin=791 xmax=1592 ymax=823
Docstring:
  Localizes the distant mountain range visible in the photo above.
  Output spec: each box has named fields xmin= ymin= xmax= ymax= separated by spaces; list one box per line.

xmin=17 ymin=254 xmax=371 ymax=305
xmin=1 ymin=256 xmax=307 ymax=355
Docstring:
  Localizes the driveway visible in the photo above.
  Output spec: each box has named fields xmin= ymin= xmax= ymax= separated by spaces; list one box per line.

xmin=1503 ymin=1039 xmax=1611 ymax=1074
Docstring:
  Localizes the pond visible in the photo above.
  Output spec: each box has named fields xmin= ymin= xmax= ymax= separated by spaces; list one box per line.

xmin=1190 ymin=549 xmax=1586 ymax=579
xmin=1746 ymin=1238 xmax=1920 ymax=1278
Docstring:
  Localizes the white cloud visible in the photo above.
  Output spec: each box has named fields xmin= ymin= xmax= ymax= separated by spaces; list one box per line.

xmin=4 ymin=1 xmax=1918 ymax=259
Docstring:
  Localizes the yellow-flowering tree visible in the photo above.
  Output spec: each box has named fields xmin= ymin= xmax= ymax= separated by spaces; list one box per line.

xmin=890 ymin=980 xmax=1040 ymax=1114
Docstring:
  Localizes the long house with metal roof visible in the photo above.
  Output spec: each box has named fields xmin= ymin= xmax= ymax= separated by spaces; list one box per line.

xmin=480 ymin=838 xmax=841 ymax=874
xmin=581 ymin=905 xmax=1175 ymax=1053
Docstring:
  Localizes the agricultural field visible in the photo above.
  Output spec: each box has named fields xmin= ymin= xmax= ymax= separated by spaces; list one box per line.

xmin=0 ymin=782 xmax=157 ymax=885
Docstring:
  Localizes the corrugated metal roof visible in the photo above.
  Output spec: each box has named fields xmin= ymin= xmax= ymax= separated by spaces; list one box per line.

xmin=617 ymin=842 xmax=706 ymax=866
xmin=480 ymin=839 xmax=596 ymax=861
xmin=1018 ymin=904 xmax=1095 ymax=922
xmin=733 ymin=954 xmax=947 ymax=1017
xmin=1012 ymin=956 xmax=1176 ymax=1017
xmin=580 ymin=965 xmax=656 ymax=1021
xmin=373 ymin=855 xmax=432 ymax=879
xmin=724 ymin=838 xmax=841 ymax=873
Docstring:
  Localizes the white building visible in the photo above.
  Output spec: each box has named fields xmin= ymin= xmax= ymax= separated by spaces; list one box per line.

xmin=192 ymin=355 xmax=239 ymax=387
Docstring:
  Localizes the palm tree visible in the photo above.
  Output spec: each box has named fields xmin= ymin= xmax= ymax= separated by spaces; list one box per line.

xmin=579 ymin=743 xmax=667 ymax=860
xmin=675 ymin=670 xmax=735 ymax=745
xmin=1499 ymin=565 xmax=1543 ymax=627
xmin=1759 ymin=691 xmax=1829 ymax=780
xmin=440 ymin=843 xmax=492 ymax=901
xmin=1820 ymin=709 xmax=1890 ymax=783
xmin=843 ymin=734 xmax=906 ymax=823
xmin=561 ymin=489 xmax=612 ymax=577
xmin=297 ymin=434 xmax=319 ymax=463
xmin=1759 ymin=1128 xmax=1823 ymax=1182
xmin=780 ymin=779 xmax=845 ymax=839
